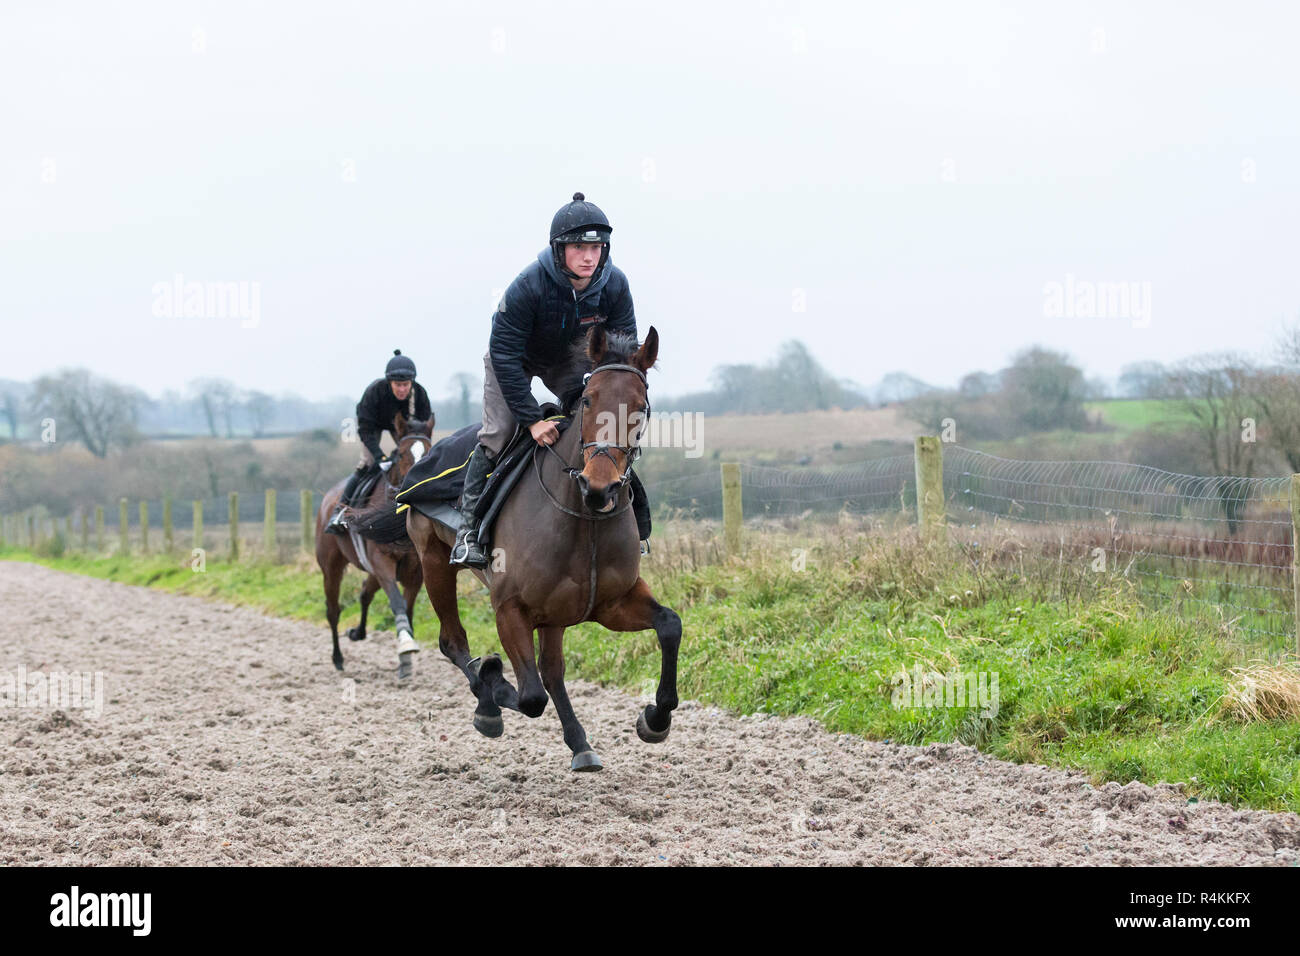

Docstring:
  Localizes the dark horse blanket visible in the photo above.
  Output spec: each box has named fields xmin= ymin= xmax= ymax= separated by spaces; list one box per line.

xmin=395 ymin=415 xmax=572 ymax=518
xmin=394 ymin=412 xmax=649 ymax=541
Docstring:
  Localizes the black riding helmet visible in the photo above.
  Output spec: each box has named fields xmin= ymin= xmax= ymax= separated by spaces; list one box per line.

xmin=385 ymin=349 xmax=417 ymax=381
xmin=550 ymin=192 xmax=612 ymax=280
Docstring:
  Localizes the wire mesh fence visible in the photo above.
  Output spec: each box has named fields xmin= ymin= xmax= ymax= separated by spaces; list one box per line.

xmin=945 ymin=446 xmax=1294 ymax=653
xmin=6 ymin=443 xmax=1298 ymax=656
xmin=643 ymin=456 xmax=916 ymax=522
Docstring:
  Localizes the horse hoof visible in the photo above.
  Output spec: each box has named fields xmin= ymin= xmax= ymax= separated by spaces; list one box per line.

xmin=333 ymin=657 xmax=344 ymax=672
xmin=396 ymin=630 xmax=419 ymax=655
xmin=636 ymin=709 xmax=670 ymax=744
xmin=571 ymin=750 xmax=603 ymax=772
xmin=397 ymin=651 xmax=415 ymax=680
xmin=346 ymin=627 xmax=366 ymax=642
xmin=473 ymin=712 xmax=504 ymax=738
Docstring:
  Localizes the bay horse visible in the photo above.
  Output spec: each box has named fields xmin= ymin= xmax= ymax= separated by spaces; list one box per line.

xmin=360 ymin=325 xmax=681 ymax=771
xmin=315 ymin=413 xmax=434 ymax=679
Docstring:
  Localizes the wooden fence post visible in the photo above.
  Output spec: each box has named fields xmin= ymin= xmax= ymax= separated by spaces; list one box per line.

xmin=81 ymin=511 xmax=89 ymax=551
xmin=163 ymin=496 xmax=174 ymax=553
xmin=139 ymin=501 xmax=150 ymax=554
xmin=28 ymin=513 xmax=36 ymax=549
xmin=264 ymin=488 xmax=277 ymax=557
xmin=193 ymin=500 xmax=203 ymax=553
xmin=64 ymin=515 xmax=72 ymax=546
xmin=301 ymin=489 xmax=313 ymax=553
xmin=1290 ymin=475 xmax=1300 ymax=657
xmin=914 ymin=436 xmax=945 ymax=540
xmin=95 ymin=506 xmax=104 ymax=552
xmin=119 ymin=498 xmax=129 ymax=555
xmin=229 ymin=492 xmax=239 ymax=561
xmin=721 ymin=462 xmax=742 ymax=556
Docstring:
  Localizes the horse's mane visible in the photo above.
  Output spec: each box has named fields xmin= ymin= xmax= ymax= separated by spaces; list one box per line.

xmin=561 ymin=331 xmax=644 ymax=414
xmin=400 ymin=418 xmax=434 ymax=437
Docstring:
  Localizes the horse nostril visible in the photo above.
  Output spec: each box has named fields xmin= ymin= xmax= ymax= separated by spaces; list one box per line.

xmin=576 ymin=475 xmax=590 ymax=495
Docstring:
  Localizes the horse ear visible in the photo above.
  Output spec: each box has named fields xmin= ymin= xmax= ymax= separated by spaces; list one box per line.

xmin=633 ymin=326 xmax=659 ymax=372
xmin=425 ymin=411 xmax=435 ymax=435
xmin=393 ymin=414 xmax=407 ymax=438
xmin=587 ymin=323 xmax=608 ymax=364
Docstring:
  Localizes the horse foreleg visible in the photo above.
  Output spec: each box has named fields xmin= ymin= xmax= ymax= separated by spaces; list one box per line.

xmin=539 ymin=625 xmax=600 ymax=772
xmin=368 ymin=548 xmax=418 ymax=679
xmin=595 ymin=578 xmax=681 ymax=742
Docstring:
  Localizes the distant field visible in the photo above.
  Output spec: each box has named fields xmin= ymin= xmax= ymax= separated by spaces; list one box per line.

xmin=1085 ymin=399 xmax=1202 ymax=433
xmin=689 ymin=406 xmax=920 ymax=457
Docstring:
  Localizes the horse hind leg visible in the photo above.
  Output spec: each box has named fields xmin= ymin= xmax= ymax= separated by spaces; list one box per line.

xmin=320 ymin=550 xmax=348 ymax=671
xmin=410 ymin=515 xmax=520 ymax=719
xmin=468 ymin=655 xmax=506 ymax=738
xmin=347 ymin=574 xmax=380 ymax=642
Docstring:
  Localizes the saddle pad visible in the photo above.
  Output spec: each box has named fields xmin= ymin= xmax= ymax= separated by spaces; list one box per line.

xmin=395 ymin=423 xmax=480 ymax=505
xmin=407 ymin=440 xmax=535 ymax=546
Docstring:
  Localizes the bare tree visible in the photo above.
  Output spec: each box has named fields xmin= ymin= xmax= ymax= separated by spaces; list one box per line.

xmin=29 ymin=369 xmax=143 ymax=458
xmin=0 ymin=387 xmax=22 ymax=439
xmin=1253 ymin=323 xmax=1300 ymax=472
xmin=1162 ymin=353 xmax=1262 ymax=532
xmin=446 ymin=372 xmax=478 ymax=429
xmin=245 ymin=391 xmax=275 ymax=437
xmin=190 ymin=378 xmax=240 ymax=438
xmin=1117 ymin=361 xmax=1168 ymax=399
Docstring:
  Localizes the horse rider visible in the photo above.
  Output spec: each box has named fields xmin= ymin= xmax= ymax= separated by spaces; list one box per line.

xmin=450 ymin=191 xmax=648 ymax=567
xmin=326 ymin=349 xmax=432 ymax=534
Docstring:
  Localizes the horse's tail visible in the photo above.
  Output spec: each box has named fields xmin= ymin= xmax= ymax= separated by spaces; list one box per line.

xmin=346 ymin=501 xmax=411 ymax=545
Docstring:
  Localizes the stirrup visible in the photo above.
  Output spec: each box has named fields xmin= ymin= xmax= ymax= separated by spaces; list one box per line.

xmin=450 ymin=527 xmax=488 ymax=568
xmin=640 ymin=539 xmax=650 ymax=556
xmin=325 ymin=506 xmax=349 ymax=536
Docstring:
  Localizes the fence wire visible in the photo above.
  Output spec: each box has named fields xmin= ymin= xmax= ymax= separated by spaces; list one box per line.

xmin=643 ymin=456 xmax=916 ymax=522
xmin=8 ymin=445 xmax=1296 ymax=652
xmin=945 ymin=446 xmax=1293 ymax=649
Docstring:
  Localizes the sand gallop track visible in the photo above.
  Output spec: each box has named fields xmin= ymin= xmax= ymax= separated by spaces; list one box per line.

xmin=1 ymin=561 xmax=1297 ymax=866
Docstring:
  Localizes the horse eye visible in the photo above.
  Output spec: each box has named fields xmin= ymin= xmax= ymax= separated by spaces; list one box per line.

xmin=582 ymin=397 xmax=591 ymax=407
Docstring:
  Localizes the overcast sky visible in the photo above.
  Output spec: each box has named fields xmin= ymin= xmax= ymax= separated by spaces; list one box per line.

xmin=2 ymin=1 xmax=1297 ymax=402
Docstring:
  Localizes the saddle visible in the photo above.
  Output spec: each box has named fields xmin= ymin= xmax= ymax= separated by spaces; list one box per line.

xmin=393 ymin=403 xmax=651 ymax=545
xmin=394 ymin=404 xmax=572 ymax=543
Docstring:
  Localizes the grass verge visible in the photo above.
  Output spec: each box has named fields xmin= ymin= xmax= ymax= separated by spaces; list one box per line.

xmin=4 ymin=519 xmax=1298 ymax=813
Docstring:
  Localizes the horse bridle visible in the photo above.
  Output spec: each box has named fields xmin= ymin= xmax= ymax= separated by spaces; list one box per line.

xmin=387 ymin=431 xmax=431 ymax=488
xmin=538 ymin=361 xmax=649 ymax=506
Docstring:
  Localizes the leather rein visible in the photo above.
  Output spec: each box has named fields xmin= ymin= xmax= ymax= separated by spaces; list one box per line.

xmin=533 ymin=361 xmax=648 ymax=520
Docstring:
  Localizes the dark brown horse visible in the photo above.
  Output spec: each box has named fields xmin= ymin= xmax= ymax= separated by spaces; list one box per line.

xmin=315 ymin=413 xmax=434 ymax=679
xmin=386 ymin=326 xmax=681 ymax=771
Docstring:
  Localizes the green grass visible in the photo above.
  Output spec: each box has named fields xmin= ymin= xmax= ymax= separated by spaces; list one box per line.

xmin=1085 ymin=399 xmax=1203 ymax=433
xmin=5 ymin=523 xmax=1299 ymax=813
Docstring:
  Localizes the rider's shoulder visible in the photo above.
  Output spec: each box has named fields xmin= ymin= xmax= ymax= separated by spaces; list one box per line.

xmin=603 ymin=263 xmax=631 ymax=291
xmin=506 ymin=259 xmax=546 ymax=298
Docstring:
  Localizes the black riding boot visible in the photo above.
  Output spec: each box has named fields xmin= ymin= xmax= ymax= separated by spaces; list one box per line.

xmin=629 ymin=469 xmax=652 ymax=555
xmin=449 ymin=444 xmax=494 ymax=568
xmin=326 ymin=465 xmax=368 ymax=535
